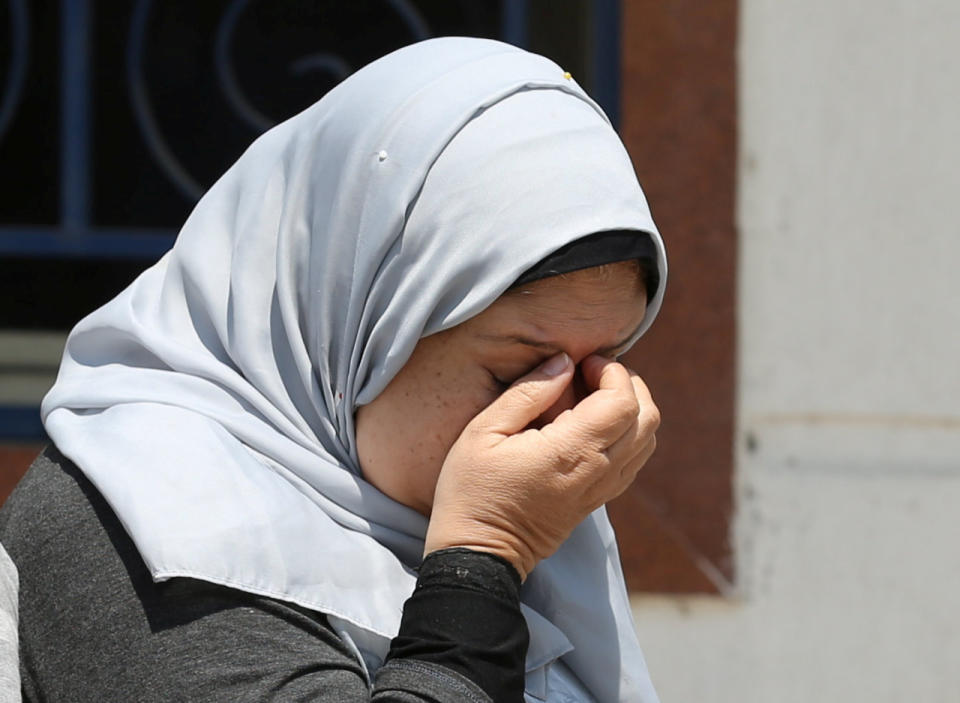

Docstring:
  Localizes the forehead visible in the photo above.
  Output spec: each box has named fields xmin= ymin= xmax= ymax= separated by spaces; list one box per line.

xmin=464 ymin=262 xmax=648 ymax=344
xmin=504 ymin=261 xmax=644 ymax=309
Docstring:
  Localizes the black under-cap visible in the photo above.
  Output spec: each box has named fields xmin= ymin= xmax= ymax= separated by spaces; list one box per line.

xmin=511 ymin=230 xmax=660 ymax=302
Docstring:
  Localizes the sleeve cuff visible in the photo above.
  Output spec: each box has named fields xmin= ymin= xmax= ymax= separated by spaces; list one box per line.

xmin=385 ymin=547 xmax=528 ymax=703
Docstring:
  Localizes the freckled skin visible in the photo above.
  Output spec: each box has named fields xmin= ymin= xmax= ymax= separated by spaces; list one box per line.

xmin=354 ymin=262 xmax=648 ymax=516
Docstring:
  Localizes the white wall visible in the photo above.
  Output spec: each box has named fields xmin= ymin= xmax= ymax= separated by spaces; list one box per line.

xmin=632 ymin=1 xmax=960 ymax=700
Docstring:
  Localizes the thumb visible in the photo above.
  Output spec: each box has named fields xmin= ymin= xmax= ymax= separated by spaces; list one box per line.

xmin=471 ymin=353 xmax=573 ymax=436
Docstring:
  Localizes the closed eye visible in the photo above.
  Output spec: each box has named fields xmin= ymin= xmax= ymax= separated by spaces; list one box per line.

xmin=478 ymin=328 xmax=640 ymax=358
xmin=486 ymin=369 xmax=511 ymax=392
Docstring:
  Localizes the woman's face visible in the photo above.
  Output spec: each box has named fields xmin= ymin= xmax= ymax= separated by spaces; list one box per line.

xmin=355 ymin=261 xmax=648 ymax=516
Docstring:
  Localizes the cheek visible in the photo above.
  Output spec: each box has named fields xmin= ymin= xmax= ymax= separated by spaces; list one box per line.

xmin=400 ymin=372 xmax=499 ymax=488
xmin=355 ymin=364 xmax=498 ymax=514
xmin=415 ymin=372 xmax=498 ymax=457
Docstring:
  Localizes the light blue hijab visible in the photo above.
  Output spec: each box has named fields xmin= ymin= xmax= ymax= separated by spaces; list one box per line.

xmin=43 ymin=38 xmax=665 ymax=701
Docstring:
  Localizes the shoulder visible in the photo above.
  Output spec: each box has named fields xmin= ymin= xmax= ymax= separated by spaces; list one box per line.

xmin=0 ymin=444 xmax=87 ymax=522
xmin=2 ymin=446 xmax=370 ymax=702
xmin=0 ymin=445 xmax=119 ymax=569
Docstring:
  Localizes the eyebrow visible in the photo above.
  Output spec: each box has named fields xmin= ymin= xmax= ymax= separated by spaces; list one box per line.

xmin=479 ymin=325 xmax=642 ymax=357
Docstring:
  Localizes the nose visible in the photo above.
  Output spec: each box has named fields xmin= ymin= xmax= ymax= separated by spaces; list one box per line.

xmin=532 ymin=366 xmax=588 ymax=427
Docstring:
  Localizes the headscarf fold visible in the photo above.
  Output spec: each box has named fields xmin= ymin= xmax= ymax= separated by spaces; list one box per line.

xmin=43 ymin=37 xmax=666 ymax=702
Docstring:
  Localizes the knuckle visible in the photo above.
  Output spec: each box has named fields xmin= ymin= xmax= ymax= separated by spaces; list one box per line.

xmin=576 ymin=444 xmax=604 ymax=471
xmin=591 ymin=450 xmax=614 ymax=474
xmin=616 ymin=392 xmax=640 ymax=420
xmin=568 ymin=447 xmax=605 ymax=477
xmin=626 ymin=453 xmax=648 ymax=480
xmin=644 ymin=403 xmax=661 ymax=432
xmin=509 ymin=382 xmax=540 ymax=408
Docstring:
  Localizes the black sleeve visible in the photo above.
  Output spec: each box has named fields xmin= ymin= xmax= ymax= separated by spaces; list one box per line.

xmin=384 ymin=548 xmax=528 ymax=702
xmin=0 ymin=447 xmax=528 ymax=703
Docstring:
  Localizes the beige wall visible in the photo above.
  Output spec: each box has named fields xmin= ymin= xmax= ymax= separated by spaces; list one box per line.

xmin=632 ymin=0 xmax=960 ymax=699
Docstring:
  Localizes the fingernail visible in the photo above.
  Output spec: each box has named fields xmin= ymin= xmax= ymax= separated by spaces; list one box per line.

xmin=541 ymin=352 xmax=570 ymax=376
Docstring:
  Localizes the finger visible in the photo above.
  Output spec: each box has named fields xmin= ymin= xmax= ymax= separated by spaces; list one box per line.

xmin=626 ymin=369 xmax=657 ymax=419
xmin=576 ymin=433 xmax=656 ymax=510
xmin=470 ymin=353 xmax=574 ymax=436
xmin=552 ymin=357 xmax=639 ymax=448
xmin=620 ymin=433 xmax=656 ymax=481
xmin=581 ymin=435 xmax=655 ymax=510
xmin=602 ymin=379 xmax=660 ymax=457
xmin=602 ymin=407 xmax=657 ymax=466
xmin=579 ymin=354 xmax=624 ymax=391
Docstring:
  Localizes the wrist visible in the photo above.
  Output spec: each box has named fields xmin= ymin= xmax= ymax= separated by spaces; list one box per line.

xmin=424 ymin=520 xmax=533 ymax=581
xmin=418 ymin=547 xmax=523 ymax=593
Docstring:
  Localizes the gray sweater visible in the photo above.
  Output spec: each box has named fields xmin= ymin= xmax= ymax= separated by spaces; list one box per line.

xmin=0 ymin=447 xmax=528 ymax=702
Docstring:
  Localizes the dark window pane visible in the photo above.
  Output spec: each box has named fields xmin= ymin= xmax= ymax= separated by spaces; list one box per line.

xmin=0 ymin=257 xmax=146 ymax=329
xmin=91 ymin=0 xmax=502 ymax=227
xmin=0 ymin=1 xmax=60 ymax=225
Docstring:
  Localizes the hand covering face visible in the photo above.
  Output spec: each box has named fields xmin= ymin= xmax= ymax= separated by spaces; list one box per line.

xmin=42 ymin=37 xmax=666 ymax=702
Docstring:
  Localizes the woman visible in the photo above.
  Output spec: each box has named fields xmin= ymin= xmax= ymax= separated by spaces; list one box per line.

xmin=0 ymin=38 xmax=666 ymax=701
